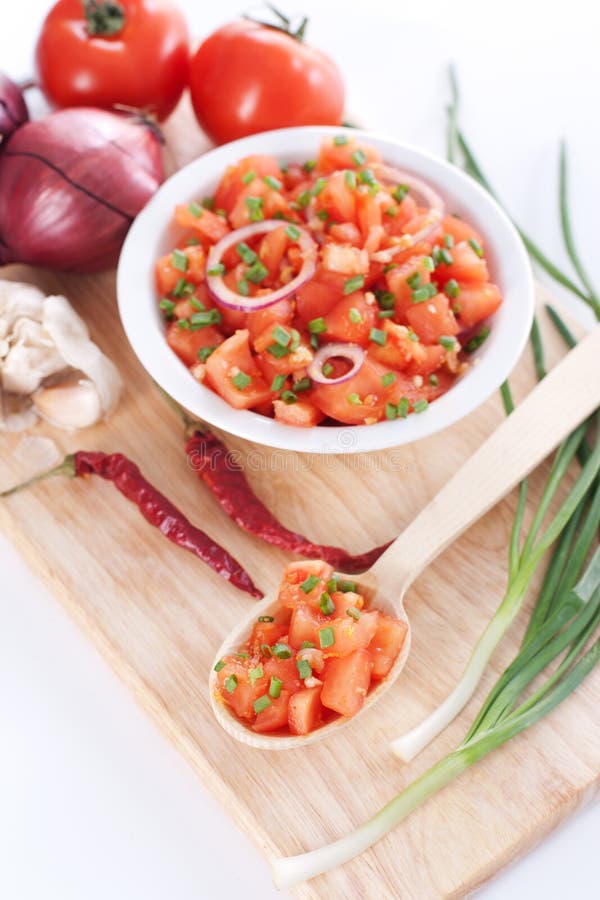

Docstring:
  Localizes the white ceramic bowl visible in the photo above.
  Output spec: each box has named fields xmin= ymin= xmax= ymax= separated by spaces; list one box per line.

xmin=117 ymin=126 xmax=534 ymax=454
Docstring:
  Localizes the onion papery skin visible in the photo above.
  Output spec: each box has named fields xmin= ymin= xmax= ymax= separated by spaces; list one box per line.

xmin=0 ymin=107 xmax=164 ymax=272
xmin=0 ymin=72 xmax=29 ymax=142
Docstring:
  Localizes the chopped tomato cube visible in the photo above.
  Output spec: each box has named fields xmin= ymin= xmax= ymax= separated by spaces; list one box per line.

xmin=166 ymin=321 xmax=223 ymax=368
xmin=204 ymin=329 xmax=273 ymax=409
xmin=278 ymin=560 xmax=335 ymax=610
xmin=440 ymin=241 xmax=489 ymax=284
xmin=405 ymin=293 xmax=459 ymax=345
xmin=318 ymin=610 xmax=379 ymax=658
xmin=323 ymin=291 xmax=377 ymax=346
xmin=217 ymin=660 xmax=269 ymax=720
xmin=253 ymin=691 xmax=291 ymax=733
xmin=321 ymin=650 xmax=373 ymax=717
xmin=273 ymin=399 xmax=325 ymax=427
xmin=369 ymin=615 xmax=409 ymax=678
xmin=288 ymin=687 xmax=323 ymax=735
xmin=454 ymin=283 xmax=502 ymax=329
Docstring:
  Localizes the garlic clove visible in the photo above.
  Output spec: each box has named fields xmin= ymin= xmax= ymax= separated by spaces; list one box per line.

xmin=33 ymin=378 xmax=102 ymax=430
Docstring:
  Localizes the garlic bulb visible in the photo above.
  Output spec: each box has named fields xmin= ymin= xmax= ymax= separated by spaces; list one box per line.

xmin=0 ymin=279 xmax=122 ymax=432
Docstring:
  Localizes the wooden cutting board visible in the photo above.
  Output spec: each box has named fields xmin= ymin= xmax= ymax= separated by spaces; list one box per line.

xmin=2 ymin=102 xmax=599 ymax=899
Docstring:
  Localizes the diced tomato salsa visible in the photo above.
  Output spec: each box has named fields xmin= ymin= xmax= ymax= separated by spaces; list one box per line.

xmin=213 ymin=561 xmax=408 ymax=735
xmin=157 ymin=137 xmax=503 ymax=427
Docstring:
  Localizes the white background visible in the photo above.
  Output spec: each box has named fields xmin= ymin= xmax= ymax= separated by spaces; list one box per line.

xmin=2 ymin=1 xmax=599 ymax=898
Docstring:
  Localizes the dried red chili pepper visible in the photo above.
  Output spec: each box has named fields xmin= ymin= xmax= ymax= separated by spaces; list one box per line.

xmin=1 ymin=450 xmax=261 ymax=598
xmin=184 ymin=425 xmax=391 ymax=574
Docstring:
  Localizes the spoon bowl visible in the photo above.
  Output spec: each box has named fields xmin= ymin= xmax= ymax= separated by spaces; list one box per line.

xmin=210 ymin=325 xmax=600 ymax=749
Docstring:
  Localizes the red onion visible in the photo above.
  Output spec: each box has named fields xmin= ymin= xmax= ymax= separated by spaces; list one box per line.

xmin=0 ymin=107 xmax=163 ymax=272
xmin=0 ymin=72 xmax=28 ymax=142
xmin=307 ymin=342 xmax=366 ymax=385
xmin=370 ymin=164 xmax=444 ymax=263
xmin=206 ymin=221 xmax=317 ymax=311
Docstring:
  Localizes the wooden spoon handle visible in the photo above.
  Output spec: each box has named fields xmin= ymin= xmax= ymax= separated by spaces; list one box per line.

xmin=370 ymin=324 xmax=600 ymax=596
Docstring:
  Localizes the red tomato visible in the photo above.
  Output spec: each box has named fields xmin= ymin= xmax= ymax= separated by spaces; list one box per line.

xmin=35 ymin=0 xmax=189 ymax=121
xmin=454 ymin=283 xmax=503 ymax=329
xmin=288 ymin=687 xmax=323 ymax=735
xmin=369 ymin=615 xmax=408 ymax=679
xmin=189 ymin=20 xmax=345 ymax=144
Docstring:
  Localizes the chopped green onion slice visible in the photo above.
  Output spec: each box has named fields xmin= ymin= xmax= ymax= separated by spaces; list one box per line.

xmin=271 ymin=374 xmax=286 ymax=392
xmin=398 ymin=397 xmax=410 ymax=418
xmin=338 ymin=580 xmax=357 ymax=593
xmin=224 ymin=674 xmax=238 ymax=694
xmin=264 ymin=175 xmax=282 ymax=191
xmin=392 ymin=184 xmax=409 ymax=203
xmin=379 ymin=309 xmax=394 ymax=319
xmin=258 ymin=615 xmax=274 ymax=623
xmin=261 ymin=643 xmax=272 ymax=657
xmin=237 ymin=279 xmax=250 ymax=296
xmin=358 ymin=168 xmax=377 ymax=186
xmin=293 ymin=377 xmax=311 ymax=393
xmin=159 ymin=298 xmax=176 ymax=317
xmin=232 ymin=370 xmax=251 ymax=391
xmin=444 ymin=233 xmax=455 ymax=248
xmin=190 ymin=296 xmax=206 ymax=311
xmin=351 ymin=149 xmax=367 ymax=166
xmin=369 ymin=327 xmax=387 ymax=346
xmin=414 ymin=399 xmax=429 ymax=413
xmin=439 ymin=335 xmax=457 ymax=350
xmin=347 ymin=392 xmax=361 ymax=406
xmin=468 ymin=237 xmax=484 ymax=257
xmin=344 ymin=275 xmax=365 ymax=295
xmin=382 ymin=372 xmax=397 ymax=387
xmin=319 ymin=592 xmax=335 ymax=615
xmin=245 ymin=196 xmax=264 ymax=221
xmin=301 ymin=575 xmax=320 ymax=593
xmin=188 ymin=202 xmax=203 ymax=217
xmin=346 ymin=607 xmax=361 ymax=620
xmin=406 ymin=272 xmax=422 ymax=289
xmin=319 ymin=627 xmax=335 ymax=649
xmin=197 ymin=345 xmax=216 ymax=362
xmin=303 ymin=159 xmax=317 ymax=173
xmin=444 ymin=279 xmax=461 ymax=299
xmin=285 ymin=224 xmax=301 ymax=241
xmin=202 ymin=197 xmax=215 ymax=210
xmin=176 ymin=318 xmax=189 ymax=330
xmin=383 ymin=262 xmax=399 ymax=273
xmin=376 ymin=290 xmax=395 ymax=310
xmin=385 ymin=402 xmax=398 ymax=421
xmin=190 ymin=309 xmax=222 ymax=328
xmin=297 ymin=190 xmax=311 ymax=208
xmin=246 ymin=260 xmax=269 ymax=284
xmin=296 ymin=658 xmax=312 ymax=680
xmin=267 ymin=342 xmax=291 ymax=358
xmin=348 ymin=307 xmax=362 ymax=324
xmin=280 ymin=390 xmax=298 ymax=404
xmin=344 ymin=170 xmax=357 ymax=190
xmin=214 ymin=659 xmax=225 ymax=672
xmin=429 ymin=373 xmax=439 ymax=386
xmin=249 ymin=665 xmax=264 ymax=685
xmin=172 ymin=249 xmax=188 ymax=272
xmin=411 ymin=284 xmax=437 ymax=303
xmin=316 ymin=209 xmax=330 ymax=221
xmin=322 ymin=362 xmax=334 ymax=377
xmin=242 ymin=170 xmax=256 ymax=185
xmin=236 ymin=242 xmax=257 ymax=265
xmin=270 ymin=325 xmax=290 ymax=348
xmin=334 ymin=134 xmax=349 ymax=146
xmin=312 ymin=177 xmax=327 ymax=196
xmin=422 ymin=255 xmax=435 ymax=272
xmin=407 ymin=329 xmax=419 ymax=342
xmin=272 ymin=643 xmax=292 ymax=660
xmin=300 ymin=640 xmax=316 ymax=650
xmin=385 ymin=206 xmax=398 ymax=217
xmin=439 ymin=248 xmax=454 ymax=265
xmin=326 ymin=578 xmax=338 ymax=592
xmin=173 ymin=277 xmax=194 ymax=297
xmin=308 ymin=316 xmax=327 ymax=334
xmin=269 ymin=676 xmax=283 ymax=698
xmin=253 ymin=695 xmax=272 ymax=714
xmin=207 ymin=263 xmax=226 ymax=276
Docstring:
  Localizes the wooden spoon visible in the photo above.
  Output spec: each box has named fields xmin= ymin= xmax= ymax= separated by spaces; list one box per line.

xmin=210 ymin=325 xmax=600 ymax=749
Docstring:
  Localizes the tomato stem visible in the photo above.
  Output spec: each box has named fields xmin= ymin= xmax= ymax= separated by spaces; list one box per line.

xmin=82 ymin=0 xmax=126 ymax=37
xmin=244 ymin=3 xmax=308 ymax=42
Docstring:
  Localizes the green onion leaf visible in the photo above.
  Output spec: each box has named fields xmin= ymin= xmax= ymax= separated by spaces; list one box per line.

xmin=344 ymin=275 xmax=365 ymax=295
xmin=253 ymin=695 xmax=272 ymax=714
xmin=269 ymin=676 xmax=283 ymax=699
xmin=232 ymin=371 xmax=251 ymax=391
xmin=319 ymin=592 xmax=335 ymax=615
xmin=271 ymin=643 xmax=292 ymax=660
xmin=224 ymin=674 xmax=238 ymax=694
xmin=318 ymin=627 xmax=335 ymax=649
xmin=172 ymin=249 xmax=188 ymax=272
xmin=301 ymin=575 xmax=320 ymax=594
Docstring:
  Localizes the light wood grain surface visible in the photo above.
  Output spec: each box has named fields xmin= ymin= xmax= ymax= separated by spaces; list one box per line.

xmin=1 ymin=102 xmax=599 ymax=898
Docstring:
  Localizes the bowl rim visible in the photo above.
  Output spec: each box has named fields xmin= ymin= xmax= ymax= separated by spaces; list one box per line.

xmin=117 ymin=124 xmax=534 ymax=454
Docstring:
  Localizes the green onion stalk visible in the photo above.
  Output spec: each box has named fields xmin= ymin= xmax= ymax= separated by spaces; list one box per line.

xmin=391 ymin=65 xmax=600 ymax=762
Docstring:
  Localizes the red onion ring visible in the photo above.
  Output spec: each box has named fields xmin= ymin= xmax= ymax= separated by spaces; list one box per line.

xmin=206 ymin=220 xmax=317 ymax=312
xmin=307 ymin=342 xmax=366 ymax=385
xmin=370 ymin=164 xmax=445 ymax=263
